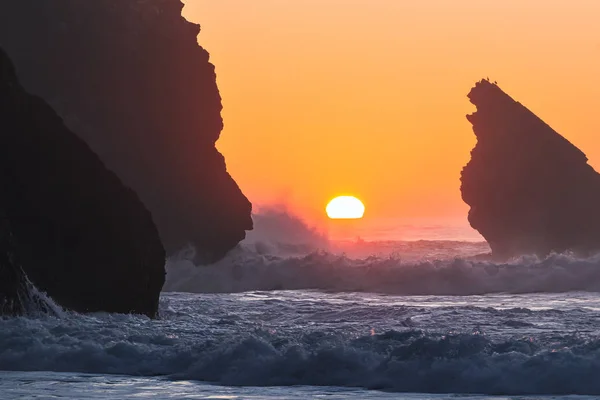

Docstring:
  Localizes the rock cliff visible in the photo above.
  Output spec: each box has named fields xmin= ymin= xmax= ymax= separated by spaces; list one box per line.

xmin=0 ymin=0 xmax=253 ymax=263
xmin=0 ymin=220 xmax=27 ymax=316
xmin=0 ymin=47 xmax=165 ymax=316
xmin=461 ymin=79 xmax=600 ymax=259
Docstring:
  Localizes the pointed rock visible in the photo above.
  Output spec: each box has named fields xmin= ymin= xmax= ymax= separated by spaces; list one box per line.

xmin=461 ymin=79 xmax=600 ymax=259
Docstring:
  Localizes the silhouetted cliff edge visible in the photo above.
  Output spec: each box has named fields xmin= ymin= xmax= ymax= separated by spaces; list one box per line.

xmin=461 ymin=79 xmax=600 ymax=259
xmin=0 ymin=0 xmax=253 ymax=263
xmin=0 ymin=47 xmax=165 ymax=317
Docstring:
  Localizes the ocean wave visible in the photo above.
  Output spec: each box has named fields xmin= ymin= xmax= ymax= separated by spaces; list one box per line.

xmin=164 ymin=247 xmax=600 ymax=295
xmin=177 ymin=330 xmax=600 ymax=395
xmin=1 ymin=312 xmax=600 ymax=395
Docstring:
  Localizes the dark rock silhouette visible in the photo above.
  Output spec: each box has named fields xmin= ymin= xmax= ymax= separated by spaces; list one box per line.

xmin=461 ymin=79 xmax=600 ymax=259
xmin=0 ymin=220 xmax=27 ymax=316
xmin=0 ymin=0 xmax=253 ymax=263
xmin=0 ymin=47 xmax=165 ymax=316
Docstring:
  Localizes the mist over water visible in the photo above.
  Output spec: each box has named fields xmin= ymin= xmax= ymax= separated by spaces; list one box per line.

xmin=243 ymin=206 xmax=330 ymax=256
xmin=165 ymin=208 xmax=600 ymax=296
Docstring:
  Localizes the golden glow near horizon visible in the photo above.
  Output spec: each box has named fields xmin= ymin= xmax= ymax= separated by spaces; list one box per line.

xmin=182 ymin=0 xmax=600 ymax=231
xmin=326 ymin=196 xmax=365 ymax=219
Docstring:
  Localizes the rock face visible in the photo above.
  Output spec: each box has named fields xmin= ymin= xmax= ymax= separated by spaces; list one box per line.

xmin=461 ymin=79 xmax=600 ymax=259
xmin=0 ymin=0 xmax=253 ymax=263
xmin=0 ymin=48 xmax=165 ymax=316
xmin=0 ymin=221 xmax=27 ymax=316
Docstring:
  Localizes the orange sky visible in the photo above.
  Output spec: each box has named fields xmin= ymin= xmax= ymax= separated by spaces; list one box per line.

xmin=182 ymin=0 xmax=600 ymax=231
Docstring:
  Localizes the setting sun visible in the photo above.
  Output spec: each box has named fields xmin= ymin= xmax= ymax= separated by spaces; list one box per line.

xmin=326 ymin=196 xmax=365 ymax=219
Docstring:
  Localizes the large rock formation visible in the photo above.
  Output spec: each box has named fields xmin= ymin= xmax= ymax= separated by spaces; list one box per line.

xmin=0 ymin=0 xmax=253 ymax=263
xmin=461 ymin=79 xmax=600 ymax=259
xmin=0 ymin=47 xmax=165 ymax=316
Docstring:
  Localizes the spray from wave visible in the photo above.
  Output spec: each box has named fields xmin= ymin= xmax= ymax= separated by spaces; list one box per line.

xmin=164 ymin=207 xmax=600 ymax=295
xmin=19 ymin=274 xmax=65 ymax=317
xmin=239 ymin=206 xmax=330 ymax=256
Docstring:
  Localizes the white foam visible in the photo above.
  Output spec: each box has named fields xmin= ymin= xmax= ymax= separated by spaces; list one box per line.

xmin=1 ymin=309 xmax=600 ymax=395
xmin=164 ymin=247 xmax=600 ymax=295
xmin=19 ymin=273 xmax=65 ymax=318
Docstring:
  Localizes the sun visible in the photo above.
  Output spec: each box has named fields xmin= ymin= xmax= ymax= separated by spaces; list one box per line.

xmin=326 ymin=196 xmax=365 ymax=219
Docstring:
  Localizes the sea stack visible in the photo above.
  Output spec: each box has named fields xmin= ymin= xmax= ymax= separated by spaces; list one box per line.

xmin=0 ymin=0 xmax=253 ymax=263
xmin=461 ymin=79 xmax=600 ymax=259
xmin=0 ymin=47 xmax=165 ymax=316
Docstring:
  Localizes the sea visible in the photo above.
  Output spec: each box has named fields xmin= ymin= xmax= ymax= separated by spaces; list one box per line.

xmin=3 ymin=213 xmax=600 ymax=399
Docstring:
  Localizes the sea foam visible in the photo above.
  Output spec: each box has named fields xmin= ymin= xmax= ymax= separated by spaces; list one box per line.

xmin=165 ymin=247 xmax=600 ymax=295
xmin=166 ymin=208 xmax=600 ymax=296
xmin=1 ymin=303 xmax=600 ymax=395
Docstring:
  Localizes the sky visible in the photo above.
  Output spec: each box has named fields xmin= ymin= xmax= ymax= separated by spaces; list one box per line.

xmin=182 ymin=0 xmax=600 ymax=235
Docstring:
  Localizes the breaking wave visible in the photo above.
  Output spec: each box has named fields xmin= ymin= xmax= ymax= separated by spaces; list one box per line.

xmin=165 ymin=207 xmax=600 ymax=296
xmin=2 ymin=310 xmax=600 ymax=395
xmin=165 ymin=248 xmax=600 ymax=295
xmin=20 ymin=276 xmax=65 ymax=318
xmin=1 ymin=267 xmax=65 ymax=317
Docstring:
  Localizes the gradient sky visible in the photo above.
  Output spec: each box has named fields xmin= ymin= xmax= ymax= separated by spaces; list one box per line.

xmin=182 ymin=0 xmax=600 ymax=232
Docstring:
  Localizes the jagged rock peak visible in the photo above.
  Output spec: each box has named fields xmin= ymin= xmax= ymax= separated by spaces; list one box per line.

xmin=461 ymin=79 xmax=600 ymax=259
